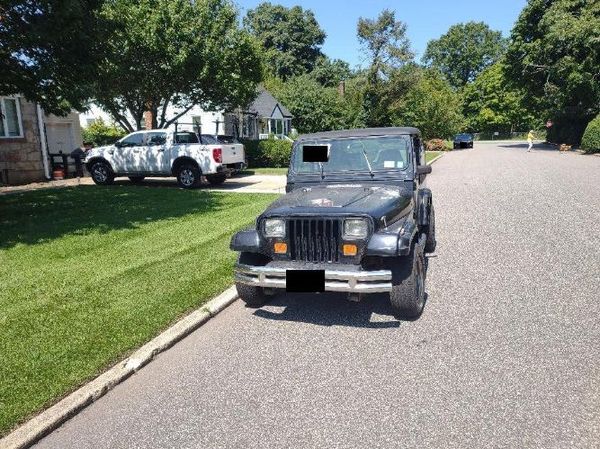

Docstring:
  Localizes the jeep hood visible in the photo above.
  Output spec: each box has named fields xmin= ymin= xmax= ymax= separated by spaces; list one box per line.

xmin=263 ymin=184 xmax=413 ymax=227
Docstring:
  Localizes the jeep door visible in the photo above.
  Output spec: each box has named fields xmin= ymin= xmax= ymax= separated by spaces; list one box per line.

xmin=113 ymin=132 xmax=145 ymax=173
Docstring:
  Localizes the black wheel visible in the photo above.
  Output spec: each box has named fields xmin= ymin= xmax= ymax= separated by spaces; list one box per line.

xmin=206 ymin=173 xmax=227 ymax=185
xmin=176 ymin=163 xmax=201 ymax=188
xmin=129 ymin=176 xmax=145 ymax=183
xmin=389 ymin=242 xmax=426 ymax=319
xmin=424 ymin=204 xmax=437 ymax=253
xmin=236 ymin=282 xmax=268 ymax=308
xmin=90 ymin=161 xmax=114 ymax=185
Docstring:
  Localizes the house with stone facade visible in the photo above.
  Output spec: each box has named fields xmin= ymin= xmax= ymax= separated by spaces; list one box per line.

xmin=0 ymin=95 xmax=83 ymax=185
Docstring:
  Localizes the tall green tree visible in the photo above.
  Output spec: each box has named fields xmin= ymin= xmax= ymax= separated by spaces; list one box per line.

xmin=0 ymin=0 xmax=108 ymax=115
xmin=267 ymin=75 xmax=348 ymax=133
xmin=463 ymin=61 xmax=537 ymax=133
xmin=244 ymin=2 xmax=326 ymax=80
xmin=310 ymin=56 xmax=353 ymax=87
xmin=422 ymin=21 xmax=506 ymax=88
xmin=390 ymin=69 xmax=463 ymax=139
xmin=95 ymin=0 xmax=262 ymax=131
xmin=357 ymin=9 xmax=413 ymax=127
xmin=505 ymin=0 xmax=600 ymax=144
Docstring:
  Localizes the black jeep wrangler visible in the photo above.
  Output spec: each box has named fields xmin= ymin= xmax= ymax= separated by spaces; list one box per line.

xmin=230 ymin=127 xmax=436 ymax=318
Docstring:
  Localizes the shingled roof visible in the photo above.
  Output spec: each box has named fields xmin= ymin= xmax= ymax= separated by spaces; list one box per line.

xmin=248 ymin=87 xmax=293 ymax=118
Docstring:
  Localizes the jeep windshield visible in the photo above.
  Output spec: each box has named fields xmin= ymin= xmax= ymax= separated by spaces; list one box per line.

xmin=290 ymin=135 xmax=411 ymax=176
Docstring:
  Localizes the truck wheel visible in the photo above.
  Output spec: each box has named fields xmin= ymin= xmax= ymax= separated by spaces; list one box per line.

xmin=206 ymin=173 xmax=227 ymax=185
xmin=236 ymin=282 xmax=268 ymax=308
xmin=129 ymin=176 xmax=145 ymax=183
xmin=389 ymin=242 xmax=426 ymax=319
xmin=176 ymin=164 xmax=201 ymax=188
xmin=90 ymin=161 xmax=114 ymax=185
xmin=424 ymin=204 xmax=437 ymax=253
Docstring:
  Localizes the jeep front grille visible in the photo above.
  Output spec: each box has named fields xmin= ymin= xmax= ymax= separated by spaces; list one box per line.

xmin=288 ymin=218 xmax=341 ymax=263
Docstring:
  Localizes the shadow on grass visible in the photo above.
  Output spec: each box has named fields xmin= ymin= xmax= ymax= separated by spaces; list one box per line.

xmin=0 ymin=185 xmax=228 ymax=249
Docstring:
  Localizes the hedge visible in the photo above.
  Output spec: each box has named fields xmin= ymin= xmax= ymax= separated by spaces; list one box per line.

xmin=240 ymin=138 xmax=293 ymax=168
xmin=581 ymin=115 xmax=600 ymax=154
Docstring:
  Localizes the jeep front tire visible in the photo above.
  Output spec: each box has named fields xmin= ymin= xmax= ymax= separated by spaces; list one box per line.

xmin=389 ymin=241 xmax=426 ymax=318
xmin=90 ymin=161 xmax=115 ymax=185
xmin=236 ymin=282 xmax=268 ymax=308
xmin=424 ymin=204 xmax=437 ymax=253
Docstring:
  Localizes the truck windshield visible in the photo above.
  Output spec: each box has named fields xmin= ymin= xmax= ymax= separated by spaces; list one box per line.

xmin=290 ymin=135 xmax=411 ymax=175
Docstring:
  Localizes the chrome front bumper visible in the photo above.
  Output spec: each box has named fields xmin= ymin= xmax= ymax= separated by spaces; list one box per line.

xmin=234 ymin=263 xmax=392 ymax=293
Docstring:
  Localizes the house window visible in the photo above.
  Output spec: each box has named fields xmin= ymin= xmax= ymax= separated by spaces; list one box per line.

xmin=0 ymin=96 xmax=24 ymax=138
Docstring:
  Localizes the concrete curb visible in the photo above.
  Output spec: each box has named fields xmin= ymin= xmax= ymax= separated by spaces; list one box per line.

xmin=0 ymin=286 xmax=239 ymax=449
xmin=427 ymin=153 xmax=444 ymax=165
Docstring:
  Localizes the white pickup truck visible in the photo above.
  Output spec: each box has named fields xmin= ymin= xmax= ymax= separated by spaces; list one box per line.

xmin=85 ymin=130 xmax=246 ymax=188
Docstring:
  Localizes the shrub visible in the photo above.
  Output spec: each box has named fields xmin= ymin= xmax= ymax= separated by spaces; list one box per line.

xmin=581 ymin=115 xmax=600 ymax=154
xmin=425 ymin=139 xmax=452 ymax=152
xmin=240 ymin=138 xmax=293 ymax=168
xmin=82 ymin=119 xmax=126 ymax=146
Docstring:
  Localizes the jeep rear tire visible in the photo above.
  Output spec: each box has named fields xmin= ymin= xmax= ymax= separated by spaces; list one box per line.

xmin=389 ymin=242 xmax=426 ymax=319
xmin=90 ymin=161 xmax=115 ymax=185
xmin=176 ymin=163 xmax=201 ymax=189
xmin=236 ymin=282 xmax=268 ymax=308
xmin=129 ymin=176 xmax=145 ymax=183
xmin=424 ymin=204 xmax=437 ymax=253
xmin=206 ymin=173 xmax=227 ymax=185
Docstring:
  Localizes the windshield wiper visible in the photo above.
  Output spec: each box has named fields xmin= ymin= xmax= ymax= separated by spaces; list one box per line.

xmin=361 ymin=148 xmax=374 ymax=178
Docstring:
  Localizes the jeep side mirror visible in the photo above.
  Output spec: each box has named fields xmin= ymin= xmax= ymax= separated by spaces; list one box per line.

xmin=114 ymin=141 xmax=123 ymax=148
xmin=417 ymin=165 xmax=432 ymax=175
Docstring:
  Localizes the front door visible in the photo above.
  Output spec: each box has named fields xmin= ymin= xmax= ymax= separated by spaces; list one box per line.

xmin=46 ymin=123 xmax=74 ymax=154
xmin=113 ymin=132 xmax=145 ymax=173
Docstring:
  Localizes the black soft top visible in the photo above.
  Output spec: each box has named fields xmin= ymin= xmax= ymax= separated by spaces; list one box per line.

xmin=296 ymin=127 xmax=420 ymax=142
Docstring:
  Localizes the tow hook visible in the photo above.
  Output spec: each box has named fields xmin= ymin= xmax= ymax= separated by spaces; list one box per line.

xmin=348 ymin=293 xmax=363 ymax=302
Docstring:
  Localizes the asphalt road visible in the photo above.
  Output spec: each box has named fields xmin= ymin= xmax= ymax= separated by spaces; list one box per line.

xmin=34 ymin=143 xmax=600 ymax=449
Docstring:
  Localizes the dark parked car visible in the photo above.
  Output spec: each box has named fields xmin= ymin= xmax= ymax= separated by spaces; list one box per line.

xmin=453 ymin=133 xmax=474 ymax=149
xmin=230 ymin=127 xmax=436 ymax=318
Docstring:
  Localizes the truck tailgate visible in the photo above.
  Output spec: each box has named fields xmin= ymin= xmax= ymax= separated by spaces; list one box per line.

xmin=221 ymin=143 xmax=245 ymax=164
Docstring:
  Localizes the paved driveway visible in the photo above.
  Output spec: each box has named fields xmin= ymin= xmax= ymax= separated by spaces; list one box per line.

xmin=34 ymin=143 xmax=600 ymax=448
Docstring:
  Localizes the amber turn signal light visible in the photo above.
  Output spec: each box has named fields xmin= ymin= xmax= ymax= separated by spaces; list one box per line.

xmin=343 ymin=244 xmax=357 ymax=256
xmin=274 ymin=242 xmax=287 ymax=254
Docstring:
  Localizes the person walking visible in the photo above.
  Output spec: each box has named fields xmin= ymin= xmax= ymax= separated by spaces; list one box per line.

xmin=527 ymin=130 xmax=534 ymax=152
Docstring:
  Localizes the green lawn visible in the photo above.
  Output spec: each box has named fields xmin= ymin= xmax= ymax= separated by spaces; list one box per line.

xmin=426 ymin=151 xmax=443 ymax=163
xmin=0 ymin=185 xmax=278 ymax=436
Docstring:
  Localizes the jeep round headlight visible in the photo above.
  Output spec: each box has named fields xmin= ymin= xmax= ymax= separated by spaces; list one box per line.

xmin=264 ymin=218 xmax=285 ymax=237
xmin=343 ymin=218 xmax=368 ymax=239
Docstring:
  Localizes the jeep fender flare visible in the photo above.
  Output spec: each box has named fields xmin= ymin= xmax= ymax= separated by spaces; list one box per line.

xmin=417 ymin=188 xmax=433 ymax=227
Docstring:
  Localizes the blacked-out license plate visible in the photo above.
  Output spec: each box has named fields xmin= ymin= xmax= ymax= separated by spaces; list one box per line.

xmin=286 ymin=270 xmax=325 ymax=292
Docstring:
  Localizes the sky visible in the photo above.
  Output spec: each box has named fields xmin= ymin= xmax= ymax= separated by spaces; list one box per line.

xmin=235 ymin=0 xmax=528 ymax=68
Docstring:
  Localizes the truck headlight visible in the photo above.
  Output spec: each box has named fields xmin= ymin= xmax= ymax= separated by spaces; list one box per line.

xmin=343 ymin=218 xmax=368 ymax=239
xmin=264 ymin=218 xmax=285 ymax=237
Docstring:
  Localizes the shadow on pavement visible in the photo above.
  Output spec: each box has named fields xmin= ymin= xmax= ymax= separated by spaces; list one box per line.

xmin=497 ymin=142 xmax=575 ymax=152
xmin=252 ymin=256 xmax=433 ymax=328
xmin=253 ymin=291 xmax=402 ymax=328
